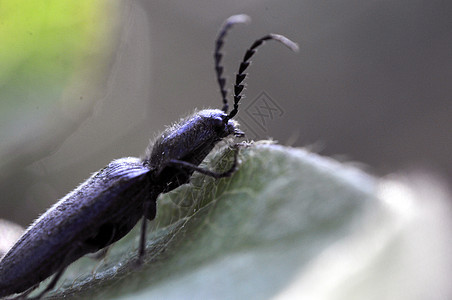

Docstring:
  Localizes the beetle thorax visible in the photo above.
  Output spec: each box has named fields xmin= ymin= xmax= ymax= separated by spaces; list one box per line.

xmin=145 ymin=109 xmax=237 ymax=173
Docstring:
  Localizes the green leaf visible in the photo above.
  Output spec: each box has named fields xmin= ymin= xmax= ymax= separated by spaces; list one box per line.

xmin=44 ymin=142 xmax=377 ymax=299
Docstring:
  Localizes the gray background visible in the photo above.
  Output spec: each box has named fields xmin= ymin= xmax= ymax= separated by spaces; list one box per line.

xmin=1 ymin=0 xmax=451 ymax=226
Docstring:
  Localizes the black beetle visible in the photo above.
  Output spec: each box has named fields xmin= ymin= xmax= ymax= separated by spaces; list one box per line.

xmin=0 ymin=14 xmax=298 ymax=299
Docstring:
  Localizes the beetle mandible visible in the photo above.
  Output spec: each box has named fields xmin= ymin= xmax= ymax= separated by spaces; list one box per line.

xmin=0 ymin=14 xmax=298 ymax=299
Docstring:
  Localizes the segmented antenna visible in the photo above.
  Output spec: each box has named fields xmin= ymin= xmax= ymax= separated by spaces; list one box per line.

xmin=214 ymin=14 xmax=251 ymax=113
xmin=227 ymin=33 xmax=299 ymax=120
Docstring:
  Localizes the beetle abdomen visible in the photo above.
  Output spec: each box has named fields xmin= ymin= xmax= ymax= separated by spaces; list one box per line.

xmin=0 ymin=157 xmax=154 ymax=296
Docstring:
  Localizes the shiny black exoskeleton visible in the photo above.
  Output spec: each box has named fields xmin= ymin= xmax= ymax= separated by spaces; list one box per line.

xmin=0 ymin=14 xmax=298 ymax=299
xmin=146 ymin=109 xmax=243 ymax=194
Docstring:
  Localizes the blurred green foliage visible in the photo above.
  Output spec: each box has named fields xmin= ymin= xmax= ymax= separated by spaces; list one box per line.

xmin=0 ymin=0 xmax=116 ymax=133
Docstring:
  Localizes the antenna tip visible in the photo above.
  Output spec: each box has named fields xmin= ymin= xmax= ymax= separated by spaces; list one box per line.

xmin=269 ymin=33 xmax=300 ymax=52
xmin=225 ymin=14 xmax=251 ymax=26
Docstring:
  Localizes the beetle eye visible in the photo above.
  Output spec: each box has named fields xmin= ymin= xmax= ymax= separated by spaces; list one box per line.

xmin=213 ymin=117 xmax=224 ymax=129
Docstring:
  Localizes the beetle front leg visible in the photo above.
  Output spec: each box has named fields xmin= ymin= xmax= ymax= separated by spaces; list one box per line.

xmin=168 ymin=145 xmax=241 ymax=179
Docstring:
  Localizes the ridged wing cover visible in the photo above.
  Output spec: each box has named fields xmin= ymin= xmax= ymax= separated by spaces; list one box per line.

xmin=0 ymin=157 xmax=152 ymax=296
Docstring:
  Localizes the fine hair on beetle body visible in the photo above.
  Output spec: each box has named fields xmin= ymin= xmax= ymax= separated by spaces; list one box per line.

xmin=0 ymin=14 xmax=298 ymax=299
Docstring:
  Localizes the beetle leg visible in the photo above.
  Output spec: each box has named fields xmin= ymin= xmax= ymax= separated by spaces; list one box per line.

xmin=168 ymin=145 xmax=241 ymax=179
xmin=27 ymin=265 xmax=66 ymax=300
xmin=144 ymin=199 xmax=157 ymax=221
xmin=8 ymin=283 xmax=38 ymax=300
xmin=137 ymin=200 xmax=153 ymax=265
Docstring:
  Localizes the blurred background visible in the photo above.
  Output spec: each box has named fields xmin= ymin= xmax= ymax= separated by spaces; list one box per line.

xmin=0 ymin=0 xmax=451 ymax=226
